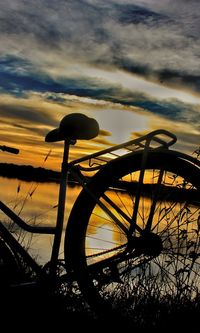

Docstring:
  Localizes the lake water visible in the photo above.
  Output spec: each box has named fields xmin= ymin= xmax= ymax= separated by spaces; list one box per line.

xmin=0 ymin=176 xmax=81 ymax=265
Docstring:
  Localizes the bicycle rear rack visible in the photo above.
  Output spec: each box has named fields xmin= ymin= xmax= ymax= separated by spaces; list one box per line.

xmin=69 ymin=129 xmax=177 ymax=172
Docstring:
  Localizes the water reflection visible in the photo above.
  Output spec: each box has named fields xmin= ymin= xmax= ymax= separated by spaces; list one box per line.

xmin=1 ymin=169 xmax=200 ymax=300
xmin=0 ymin=177 xmax=81 ymax=265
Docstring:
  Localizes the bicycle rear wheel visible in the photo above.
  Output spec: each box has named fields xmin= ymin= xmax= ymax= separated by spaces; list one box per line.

xmin=64 ymin=150 xmax=200 ymax=314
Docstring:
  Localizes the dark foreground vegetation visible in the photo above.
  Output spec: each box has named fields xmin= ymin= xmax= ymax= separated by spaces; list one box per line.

xmin=2 ymin=276 xmax=200 ymax=332
xmin=1 ymin=162 xmax=200 ymax=331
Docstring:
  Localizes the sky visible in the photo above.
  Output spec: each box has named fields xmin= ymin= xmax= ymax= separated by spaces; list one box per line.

xmin=0 ymin=0 xmax=200 ymax=170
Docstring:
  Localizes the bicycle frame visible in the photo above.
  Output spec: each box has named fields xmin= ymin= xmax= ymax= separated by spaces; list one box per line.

xmin=2 ymin=128 xmax=195 ymax=279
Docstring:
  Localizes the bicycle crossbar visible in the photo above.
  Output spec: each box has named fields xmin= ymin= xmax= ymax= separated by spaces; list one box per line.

xmin=0 ymin=200 xmax=56 ymax=234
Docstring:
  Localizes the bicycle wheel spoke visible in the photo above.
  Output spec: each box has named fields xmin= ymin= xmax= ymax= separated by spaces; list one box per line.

xmin=65 ymin=150 xmax=200 ymax=313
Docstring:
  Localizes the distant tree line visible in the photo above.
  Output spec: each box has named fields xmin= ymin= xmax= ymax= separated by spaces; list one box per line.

xmin=0 ymin=163 xmax=61 ymax=183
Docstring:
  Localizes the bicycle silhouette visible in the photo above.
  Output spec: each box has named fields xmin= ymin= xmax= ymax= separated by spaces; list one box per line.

xmin=0 ymin=113 xmax=200 ymax=314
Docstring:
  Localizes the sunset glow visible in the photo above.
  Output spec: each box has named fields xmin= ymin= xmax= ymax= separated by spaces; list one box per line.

xmin=0 ymin=0 xmax=200 ymax=170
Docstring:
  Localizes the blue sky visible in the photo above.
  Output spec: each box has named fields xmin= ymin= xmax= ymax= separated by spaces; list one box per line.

xmin=0 ymin=0 xmax=200 ymax=169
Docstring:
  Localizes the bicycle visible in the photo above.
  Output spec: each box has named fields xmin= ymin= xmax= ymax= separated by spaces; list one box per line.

xmin=1 ymin=112 xmax=200 ymax=316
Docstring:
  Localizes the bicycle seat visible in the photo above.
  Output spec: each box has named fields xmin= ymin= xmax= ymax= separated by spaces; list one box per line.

xmin=45 ymin=113 xmax=99 ymax=142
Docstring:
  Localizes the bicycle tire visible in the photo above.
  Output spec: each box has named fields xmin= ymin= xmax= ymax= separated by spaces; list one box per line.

xmin=64 ymin=150 xmax=200 ymax=314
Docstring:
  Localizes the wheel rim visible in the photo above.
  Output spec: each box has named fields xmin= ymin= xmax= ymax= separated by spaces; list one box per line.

xmin=83 ymin=166 xmax=200 ymax=308
xmin=65 ymin=153 xmax=200 ymax=313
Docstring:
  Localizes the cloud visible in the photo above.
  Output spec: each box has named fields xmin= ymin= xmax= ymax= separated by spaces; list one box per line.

xmin=133 ymin=98 xmax=200 ymax=131
xmin=0 ymin=0 xmax=200 ymax=168
xmin=0 ymin=0 xmax=199 ymax=93
xmin=1 ymin=84 xmax=200 ymax=151
xmin=0 ymin=89 xmax=199 ymax=170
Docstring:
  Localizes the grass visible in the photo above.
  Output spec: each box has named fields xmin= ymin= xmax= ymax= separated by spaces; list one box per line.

xmin=2 ymin=277 xmax=200 ymax=331
xmin=1 ymin=167 xmax=200 ymax=330
xmin=1 ymin=222 xmax=200 ymax=331
xmin=1 ymin=235 xmax=200 ymax=330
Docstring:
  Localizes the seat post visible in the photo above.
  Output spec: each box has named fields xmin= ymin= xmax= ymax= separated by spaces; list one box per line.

xmin=50 ymin=139 xmax=70 ymax=273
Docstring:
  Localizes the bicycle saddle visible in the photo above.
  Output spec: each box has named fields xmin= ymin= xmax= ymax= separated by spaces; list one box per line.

xmin=45 ymin=113 xmax=99 ymax=142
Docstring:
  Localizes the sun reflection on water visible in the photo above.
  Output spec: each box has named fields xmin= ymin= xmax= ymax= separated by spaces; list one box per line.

xmin=0 ymin=176 xmax=81 ymax=265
